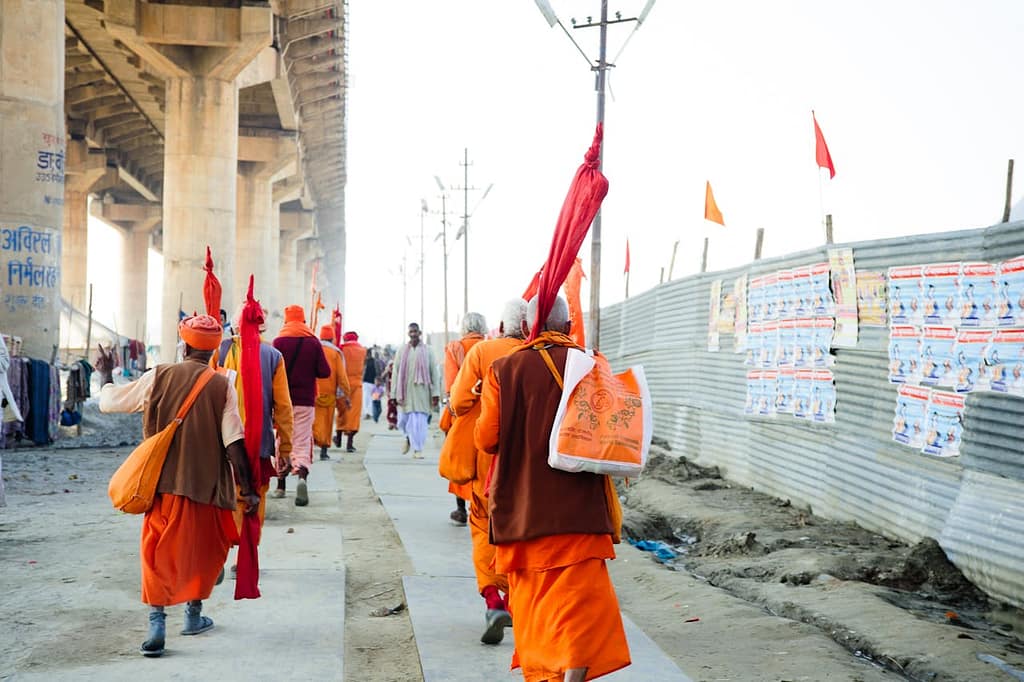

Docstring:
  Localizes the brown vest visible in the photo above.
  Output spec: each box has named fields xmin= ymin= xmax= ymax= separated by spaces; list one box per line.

xmin=145 ymin=358 xmax=236 ymax=510
xmin=488 ymin=344 xmax=613 ymax=544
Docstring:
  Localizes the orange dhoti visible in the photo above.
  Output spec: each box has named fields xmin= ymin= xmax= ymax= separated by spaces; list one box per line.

xmin=496 ymin=534 xmax=630 ymax=682
xmin=313 ymin=395 xmax=338 ymax=447
xmin=339 ymin=383 xmax=362 ymax=433
xmin=141 ymin=493 xmax=238 ymax=606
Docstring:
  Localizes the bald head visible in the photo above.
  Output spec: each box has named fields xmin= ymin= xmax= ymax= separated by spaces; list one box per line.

xmin=525 ymin=295 xmax=570 ymax=334
xmin=498 ymin=298 xmax=528 ymax=339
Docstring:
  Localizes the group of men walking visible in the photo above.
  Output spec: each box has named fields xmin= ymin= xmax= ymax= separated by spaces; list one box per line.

xmin=100 ymin=299 xmax=368 ymax=657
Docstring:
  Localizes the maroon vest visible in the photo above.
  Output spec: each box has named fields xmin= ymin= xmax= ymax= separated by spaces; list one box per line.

xmin=488 ymin=344 xmax=614 ymax=544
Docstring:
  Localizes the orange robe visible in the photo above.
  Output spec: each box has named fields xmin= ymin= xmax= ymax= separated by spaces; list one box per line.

xmin=314 ymin=341 xmax=350 ymax=446
xmin=496 ymin=535 xmax=630 ymax=681
xmin=338 ymin=342 xmax=367 ymax=433
xmin=448 ymin=337 xmax=522 ymax=593
xmin=442 ymin=333 xmax=484 ymax=500
xmin=142 ymin=493 xmax=239 ymax=606
xmin=476 ymin=354 xmax=630 ymax=680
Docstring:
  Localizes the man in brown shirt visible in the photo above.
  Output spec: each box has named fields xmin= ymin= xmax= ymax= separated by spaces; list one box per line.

xmin=475 ymin=296 xmax=631 ymax=682
xmin=101 ymin=314 xmax=258 ymax=658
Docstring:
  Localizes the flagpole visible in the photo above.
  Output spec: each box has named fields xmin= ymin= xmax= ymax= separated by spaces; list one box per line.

xmin=818 ymin=168 xmax=825 ymax=236
xmin=625 ymin=270 xmax=630 ymax=299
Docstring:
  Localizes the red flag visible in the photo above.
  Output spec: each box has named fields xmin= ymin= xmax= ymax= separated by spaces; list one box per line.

xmin=704 ymin=182 xmax=725 ymax=226
xmin=332 ymin=305 xmax=342 ymax=345
xmin=529 ymin=124 xmax=609 ymax=342
xmin=624 ymin=239 xmax=631 ymax=275
xmin=813 ymin=111 xmax=835 ymax=179
xmin=522 ymin=268 xmax=542 ymax=301
xmin=235 ymin=275 xmax=266 ymax=600
xmin=202 ymin=246 xmax=222 ymax=318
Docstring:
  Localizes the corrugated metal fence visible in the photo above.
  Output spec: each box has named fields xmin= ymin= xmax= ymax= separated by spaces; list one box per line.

xmin=599 ymin=220 xmax=1024 ymax=608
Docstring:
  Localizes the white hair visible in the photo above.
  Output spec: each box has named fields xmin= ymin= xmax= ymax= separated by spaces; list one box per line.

xmin=499 ymin=299 xmax=528 ymax=339
xmin=462 ymin=311 xmax=488 ymax=336
xmin=526 ymin=295 xmax=569 ymax=331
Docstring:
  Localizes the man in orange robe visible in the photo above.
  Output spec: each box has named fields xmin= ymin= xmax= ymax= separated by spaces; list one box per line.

xmin=475 ymin=296 xmax=630 ymax=681
xmin=440 ymin=312 xmax=487 ymax=525
xmin=314 ymin=325 xmax=350 ymax=460
xmin=337 ymin=331 xmax=367 ymax=452
xmin=100 ymin=315 xmax=259 ymax=658
xmin=446 ymin=299 xmax=526 ymax=645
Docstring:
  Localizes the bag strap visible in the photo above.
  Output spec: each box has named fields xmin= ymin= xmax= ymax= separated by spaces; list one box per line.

xmin=285 ymin=336 xmax=306 ymax=376
xmin=536 ymin=347 xmax=564 ymax=390
xmin=173 ymin=368 xmax=216 ymax=423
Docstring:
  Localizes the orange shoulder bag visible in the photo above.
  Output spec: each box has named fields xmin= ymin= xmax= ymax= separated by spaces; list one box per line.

xmin=108 ymin=368 xmax=217 ymax=514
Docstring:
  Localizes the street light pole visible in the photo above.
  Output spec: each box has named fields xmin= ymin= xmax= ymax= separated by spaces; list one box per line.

xmin=434 ymin=176 xmax=451 ymax=343
xmin=419 ymin=200 xmax=426 ymax=327
xmin=462 ymin=148 xmax=470 ymax=316
xmin=534 ymin=0 xmax=656 ymax=349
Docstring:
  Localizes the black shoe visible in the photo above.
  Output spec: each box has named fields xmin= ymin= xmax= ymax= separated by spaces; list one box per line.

xmin=449 ymin=508 xmax=468 ymax=526
xmin=346 ymin=445 xmax=356 ymax=453
xmin=481 ymin=609 xmax=512 ymax=645
xmin=320 ymin=446 xmax=330 ymax=461
xmin=333 ymin=431 xmax=342 ymax=448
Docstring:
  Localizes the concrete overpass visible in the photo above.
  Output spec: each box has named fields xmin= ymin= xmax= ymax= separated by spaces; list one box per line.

xmin=0 ymin=0 xmax=347 ymax=360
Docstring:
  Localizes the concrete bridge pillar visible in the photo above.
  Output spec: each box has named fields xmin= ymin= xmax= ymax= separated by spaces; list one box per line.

xmin=0 ymin=0 xmax=65 ymax=358
xmin=105 ymin=0 xmax=271 ymax=360
xmin=90 ymin=200 xmax=161 ymax=345
xmin=62 ymin=139 xmax=107 ymax=311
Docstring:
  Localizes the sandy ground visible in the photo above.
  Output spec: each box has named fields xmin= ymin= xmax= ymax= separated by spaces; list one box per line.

xmin=2 ymin=422 xmax=1024 ymax=681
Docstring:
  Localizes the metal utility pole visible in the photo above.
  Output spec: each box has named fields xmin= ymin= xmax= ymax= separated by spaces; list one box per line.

xmin=419 ymin=200 xmax=426 ymax=326
xmin=444 ymin=156 xmax=492 ymax=316
xmin=1003 ymin=159 xmax=1015 ymax=223
xmin=433 ymin=178 xmax=451 ymax=343
xmin=535 ymin=0 xmax=656 ymax=349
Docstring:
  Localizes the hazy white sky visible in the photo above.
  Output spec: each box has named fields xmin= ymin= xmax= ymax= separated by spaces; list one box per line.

xmin=341 ymin=0 xmax=1023 ymax=346
xmin=87 ymin=1 xmax=1023 ymax=348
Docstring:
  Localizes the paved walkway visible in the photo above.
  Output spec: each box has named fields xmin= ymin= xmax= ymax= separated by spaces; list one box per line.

xmin=8 ymin=458 xmax=346 ymax=681
xmin=365 ymin=428 xmax=693 ymax=682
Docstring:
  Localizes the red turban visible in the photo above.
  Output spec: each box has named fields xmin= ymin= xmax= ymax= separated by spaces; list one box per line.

xmin=179 ymin=314 xmax=223 ymax=351
xmin=284 ymin=305 xmax=306 ymax=323
xmin=319 ymin=325 xmax=335 ymax=342
xmin=343 ymin=331 xmax=358 ymax=342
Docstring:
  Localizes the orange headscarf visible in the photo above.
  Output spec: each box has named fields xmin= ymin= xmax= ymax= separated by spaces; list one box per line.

xmin=278 ymin=305 xmax=316 ymax=338
xmin=179 ymin=314 xmax=223 ymax=351
xmin=319 ymin=325 xmax=335 ymax=342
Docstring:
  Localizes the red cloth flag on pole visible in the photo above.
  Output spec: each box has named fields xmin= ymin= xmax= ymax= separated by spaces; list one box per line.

xmin=528 ymin=124 xmax=609 ymax=342
xmin=624 ymin=239 xmax=631 ymax=275
xmin=813 ymin=111 xmax=835 ymax=179
xmin=202 ymin=246 xmax=222 ymax=318
xmin=704 ymin=181 xmax=725 ymax=226
xmin=235 ymin=275 xmax=266 ymax=600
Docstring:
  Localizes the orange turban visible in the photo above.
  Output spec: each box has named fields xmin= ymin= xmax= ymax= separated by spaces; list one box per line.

xmin=319 ymin=325 xmax=334 ymax=341
xmin=179 ymin=314 xmax=223 ymax=351
xmin=284 ymin=305 xmax=306 ymax=323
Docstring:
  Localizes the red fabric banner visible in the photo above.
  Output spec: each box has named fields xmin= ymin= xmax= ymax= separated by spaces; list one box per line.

xmin=813 ymin=112 xmax=835 ymax=179
xmin=235 ymin=275 xmax=264 ymax=600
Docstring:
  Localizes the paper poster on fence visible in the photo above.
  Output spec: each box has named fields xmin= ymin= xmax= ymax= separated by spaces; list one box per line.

xmin=747 ymin=275 xmax=765 ymax=324
xmin=888 ymin=325 xmax=921 ymax=384
xmin=707 ymin=279 xmax=722 ymax=351
xmin=777 ymin=318 xmax=796 ymax=368
xmin=920 ymin=326 xmax=957 ymax=388
xmin=985 ymin=328 xmax=1024 ymax=395
xmin=776 ymin=270 xmax=794 ymax=321
xmin=889 ymin=266 xmax=923 ymax=325
xmin=828 ymin=249 xmax=858 ymax=347
xmin=733 ymin=274 xmax=748 ymax=353
xmin=997 ymin=256 xmax=1024 ymax=327
xmin=718 ymin=291 xmax=736 ymax=335
xmin=793 ymin=369 xmax=813 ymax=419
xmin=921 ymin=390 xmax=965 ymax=457
xmin=810 ymin=369 xmax=836 ymax=423
xmin=775 ymin=367 xmax=796 ymax=415
xmin=812 ymin=261 xmax=837 ymax=317
xmin=856 ymin=271 xmax=887 ymax=326
xmin=954 ymin=329 xmax=992 ymax=393
xmin=761 ymin=320 xmax=779 ymax=368
xmin=958 ymin=263 xmax=997 ymax=328
xmin=892 ymin=384 xmax=930 ymax=449
xmin=922 ymin=263 xmax=961 ymax=327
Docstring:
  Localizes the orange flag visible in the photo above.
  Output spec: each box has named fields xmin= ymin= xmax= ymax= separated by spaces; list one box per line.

xmin=563 ymin=257 xmax=586 ymax=348
xmin=704 ymin=181 xmax=725 ymax=226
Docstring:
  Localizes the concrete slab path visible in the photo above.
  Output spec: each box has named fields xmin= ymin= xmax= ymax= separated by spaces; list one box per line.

xmin=8 ymin=458 xmax=346 ymax=682
xmin=365 ymin=430 xmax=693 ymax=681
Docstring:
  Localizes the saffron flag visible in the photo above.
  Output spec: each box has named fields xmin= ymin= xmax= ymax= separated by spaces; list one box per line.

xmin=202 ymin=246 xmax=222 ymax=318
xmin=813 ymin=111 xmax=835 ymax=179
xmin=624 ymin=239 xmax=631 ymax=275
xmin=704 ymin=182 xmax=725 ymax=226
